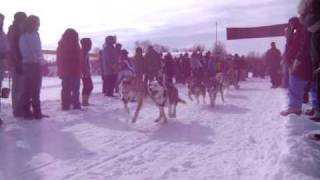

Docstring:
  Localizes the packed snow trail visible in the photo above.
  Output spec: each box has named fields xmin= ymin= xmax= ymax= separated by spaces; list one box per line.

xmin=0 ymin=78 xmax=320 ymax=180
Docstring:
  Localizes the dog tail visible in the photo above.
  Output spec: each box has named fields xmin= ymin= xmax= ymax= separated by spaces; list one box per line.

xmin=178 ymin=98 xmax=187 ymax=104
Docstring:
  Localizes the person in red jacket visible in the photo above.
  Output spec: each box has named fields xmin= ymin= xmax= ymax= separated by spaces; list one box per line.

xmin=56 ymin=28 xmax=81 ymax=110
xmin=80 ymin=38 xmax=93 ymax=106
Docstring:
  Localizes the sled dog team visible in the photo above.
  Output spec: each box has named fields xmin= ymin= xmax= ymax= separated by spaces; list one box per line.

xmin=120 ymin=71 xmax=239 ymax=123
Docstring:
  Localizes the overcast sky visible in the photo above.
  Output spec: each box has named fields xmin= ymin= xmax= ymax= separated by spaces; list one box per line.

xmin=2 ymin=0 xmax=300 ymax=55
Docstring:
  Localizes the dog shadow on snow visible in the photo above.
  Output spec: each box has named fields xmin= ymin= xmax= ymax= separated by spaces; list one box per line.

xmin=201 ymin=104 xmax=250 ymax=115
xmin=149 ymin=121 xmax=214 ymax=145
xmin=225 ymin=94 xmax=248 ymax=101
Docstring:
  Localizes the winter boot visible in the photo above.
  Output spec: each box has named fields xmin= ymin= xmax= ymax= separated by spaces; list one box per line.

xmin=82 ymin=95 xmax=89 ymax=106
xmin=310 ymin=111 xmax=320 ymax=122
xmin=280 ymin=108 xmax=302 ymax=116
xmin=305 ymin=109 xmax=315 ymax=116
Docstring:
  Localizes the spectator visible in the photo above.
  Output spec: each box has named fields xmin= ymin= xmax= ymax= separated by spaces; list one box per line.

xmin=280 ymin=15 xmax=314 ymax=116
xmin=265 ymin=42 xmax=282 ymax=88
xmin=80 ymin=38 xmax=93 ymax=106
xmin=19 ymin=15 xmax=45 ymax=119
xmin=118 ymin=49 xmax=135 ymax=83
xmin=133 ymin=47 xmax=145 ymax=79
xmin=163 ymin=53 xmax=175 ymax=84
xmin=7 ymin=12 xmax=27 ymax=118
xmin=102 ymin=35 xmax=117 ymax=97
xmin=145 ymin=46 xmax=161 ymax=83
xmin=56 ymin=28 xmax=81 ymax=110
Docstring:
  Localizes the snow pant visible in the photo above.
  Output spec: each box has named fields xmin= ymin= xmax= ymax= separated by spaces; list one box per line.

xmin=270 ymin=69 xmax=281 ymax=87
xmin=288 ymin=74 xmax=314 ymax=110
xmin=61 ymin=76 xmax=81 ymax=109
xmin=104 ymin=74 xmax=117 ymax=96
xmin=11 ymin=68 xmax=24 ymax=117
xmin=310 ymin=81 xmax=319 ymax=111
xmin=82 ymin=77 xmax=93 ymax=96
xmin=22 ymin=64 xmax=42 ymax=118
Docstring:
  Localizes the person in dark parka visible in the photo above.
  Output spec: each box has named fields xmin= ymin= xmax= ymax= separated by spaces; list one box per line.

xmin=265 ymin=42 xmax=282 ymax=88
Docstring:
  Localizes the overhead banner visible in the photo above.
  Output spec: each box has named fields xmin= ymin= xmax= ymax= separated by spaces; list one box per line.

xmin=226 ymin=24 xmax=288 ymax=40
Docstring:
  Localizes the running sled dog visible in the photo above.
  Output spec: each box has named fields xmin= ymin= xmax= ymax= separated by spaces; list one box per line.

xmin=186 ymin=77 xmax=206 ymax=104
xmin=206 ymin=73 xmax=225 ymax=107
xmin=119 ymin=76 xmax=185 ymax=123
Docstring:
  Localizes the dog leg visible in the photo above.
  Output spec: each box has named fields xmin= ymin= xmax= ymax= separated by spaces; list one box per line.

xmin=124 ymin=101 xmax=131 ymax=121
xmin=220 ymin=89 xmax=225 ymax=104
xmin=188 ymin=91 xmax=193 ymax=101
xmin=155 ymin=107 xmax=162 ymax=123
xmin=132 ymin=99 xmax=143 ymax=123
xmin=196 ymin=95 xmax=200 ymax=104
xmin=213 ymin=93 xmax=217 ymax=107
xmin=161 ymin=107 xmax=168 ymax=123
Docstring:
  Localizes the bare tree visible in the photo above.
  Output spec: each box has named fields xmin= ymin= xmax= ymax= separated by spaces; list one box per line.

xmin=212 ymin=41 xmax=227 ymax=57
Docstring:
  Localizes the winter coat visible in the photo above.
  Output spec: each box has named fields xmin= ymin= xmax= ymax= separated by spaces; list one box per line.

xmin=191 ymin=57 xmax=202 ymax=70
xmin=182 ymin=57 xmax=191 ymax=75
xmin=133 ymin=54 xmax=146 ymax=78
xmin=0 ymin=30 xmax=8 ymax=59
xmin=0 ymin=30 xmax=8 ymax=81
xmin=56 ymin=40 xmax=81 ymax=78
xmin=118 ymin=58 xmax=135 ymax=82
xmin=145 ymin=50 xmax=161 ymax=78
xmin=7 ymin=23 xmax=24 ymax=73
xmin=292 ymin=28 xmax=313 ymax=81
xmin=80 ymin=49 xmax=91 ymax=78
xmin=19 ymin=32 xmax=44 ymax=65
xmin=265 ymin=47 xmax=282 ymax=72
xmin=102 ymin=44 xmax=117 ymax=76
xmin=164 ymin=58 xmax=176 ymax=78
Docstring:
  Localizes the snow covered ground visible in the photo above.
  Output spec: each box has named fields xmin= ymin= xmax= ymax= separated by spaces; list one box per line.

xmin=0 ymin=77 xmax=320 ymax=180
